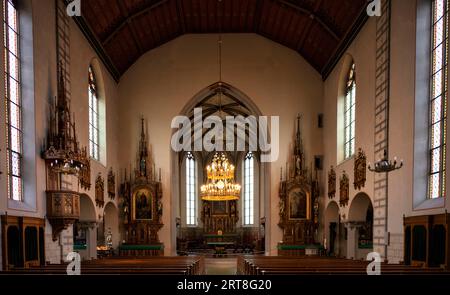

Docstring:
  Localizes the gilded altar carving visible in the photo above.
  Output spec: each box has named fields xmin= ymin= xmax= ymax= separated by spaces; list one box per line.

xmin=339 ymin=171 xmax=349 ymax=207
xmin=95 ymin=173 xmax=105 ymax=207
xmin=328 ymin=166 xmax=336 ymax=199
xmin=119 ymin=118 xmax=163 ymax=247
xmin=108 ymin=167 xmax=116 ymax=199
xmin=278 ymin=115 xmax=317 ymax=248
xmin=354 ymin=148 xmax=367 ymax=190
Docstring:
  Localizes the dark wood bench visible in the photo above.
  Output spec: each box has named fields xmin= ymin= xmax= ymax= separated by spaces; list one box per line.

xmin=237 ymin=256 xmax=448 ymax=275
xmin=3 ymin=256 xmax=205 ymax=275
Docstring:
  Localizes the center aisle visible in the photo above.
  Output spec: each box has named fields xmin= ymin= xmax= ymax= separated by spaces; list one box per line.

xmin=204 ymin=258 xmax=237 ymax=275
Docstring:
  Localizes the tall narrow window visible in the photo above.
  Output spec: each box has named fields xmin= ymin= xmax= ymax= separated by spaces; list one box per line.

xmin=88 ymin=65 xmax=99 ymax=160
xmin=243 ymin=152 xmax=254 ymax=225
xmin=4 ymin=0 xmax=22 ymax=201
xmin=186 ymin=152 xmax=197 ymax=225
xmin=429 ymin=0 xmax=448 ymax=199
xmin=344 ymin=63 xmax=356 ymax=159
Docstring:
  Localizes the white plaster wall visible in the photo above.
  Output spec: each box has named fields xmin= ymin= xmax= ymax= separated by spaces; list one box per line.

xmin=323 ymin=0 xmax=450 ymax=263
xmin=118 ymin=34 xmax=324 ymax=255
xmin=322 ymin=17 xmax=377 ymax=248
xmin=0 ymin=0 xmax=445 ymax=264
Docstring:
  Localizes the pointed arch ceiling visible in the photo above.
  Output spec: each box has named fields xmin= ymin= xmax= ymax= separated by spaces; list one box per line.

xmin=74 ymin=0 xmax=368 ymax=81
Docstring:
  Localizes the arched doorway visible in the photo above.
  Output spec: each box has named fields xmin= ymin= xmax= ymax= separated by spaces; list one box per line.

xmin=74 ymin=194 xmax=97 ymax=260
xmin=103 ymin=202 xmax=119 ymax=250
xmin=347 ymin=193 xmax=373 ymax=260
xmin=324 ymin=201 xmax=339 ymax=256
xmin=170 ymin=82 xmax=271 ymax=255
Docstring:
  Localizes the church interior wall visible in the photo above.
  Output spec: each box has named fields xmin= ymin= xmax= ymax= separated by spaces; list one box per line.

xmin=0 ymin=0 xmax=447 ymax=265
xmin=117 ymin=33 xmax=324 ymax=255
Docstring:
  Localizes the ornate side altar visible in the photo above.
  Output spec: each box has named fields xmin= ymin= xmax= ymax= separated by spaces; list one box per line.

xmin=119 ymin=119 xmax=164 ymax=256
xmin=278 ymin=115 xmax=320 ymax=256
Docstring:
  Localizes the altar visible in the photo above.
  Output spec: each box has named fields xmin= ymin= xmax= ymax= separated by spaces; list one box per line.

xmin=118 ymin=119 xmax=164 ymax=256
xmin=277 ymin=115 xmax=320 ymax=256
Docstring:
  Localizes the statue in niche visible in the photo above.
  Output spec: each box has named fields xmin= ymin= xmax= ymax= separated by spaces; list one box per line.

xmin=157 ymin=199 xmax=163 ymax=220
xmin=105 ymin=227 xmax=113 ymax=250
xmin=279 ymin=199 xmax=285 ymax=218
xmin=230 ymin=202 xmax=236 ymax=217
xmin=295 ymin=155 xmax=302 ymax=176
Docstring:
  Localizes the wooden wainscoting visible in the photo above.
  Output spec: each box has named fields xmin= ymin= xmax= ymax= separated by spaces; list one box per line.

xmin=404 ymin=213 xmax=449 ymax=269
xmin=1 ymin=215 xmax=45 ymax=270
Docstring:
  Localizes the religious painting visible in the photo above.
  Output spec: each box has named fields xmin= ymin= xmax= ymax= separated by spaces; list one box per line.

xmin=132 ymin=188 xmax=153 ymax=220
xmin=288 ymin=188 xmax=310 ymax=220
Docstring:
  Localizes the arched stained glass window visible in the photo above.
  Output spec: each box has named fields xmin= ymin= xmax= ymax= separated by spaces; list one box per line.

xmin=344 ymin=62 xmax=356 ymax=160
xmin=88 ymin=65 xmax=100 ymax=160
xmin=186 ymin=152 xmax=197 ymax=225
xmin=243 ymin=152 xmax=254 ymax=225
xmin=428 ymin=0 xmax=448 ymax=199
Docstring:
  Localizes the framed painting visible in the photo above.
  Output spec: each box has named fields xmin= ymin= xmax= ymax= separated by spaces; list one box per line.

xmin=132 ymin=187 xmax=153 ymax=221
xmin=288 ymin=188 xmax=310 ymax=220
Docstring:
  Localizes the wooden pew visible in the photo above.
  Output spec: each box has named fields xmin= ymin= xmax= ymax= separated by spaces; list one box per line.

xmin=238 ymin=256 xmax=448 ymax=275
xmin=3 ymin=256 xmax=205 ymax=275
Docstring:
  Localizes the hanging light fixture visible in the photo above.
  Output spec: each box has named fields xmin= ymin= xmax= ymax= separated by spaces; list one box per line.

xmin=368 ymin=150 xmax=403 ymax=173
xmin=201 ymin=153 xmax=241 ymax=201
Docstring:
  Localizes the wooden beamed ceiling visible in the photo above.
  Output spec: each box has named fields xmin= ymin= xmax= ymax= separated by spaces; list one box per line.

xmin=76 ymin=0 xmax=368 ymax=81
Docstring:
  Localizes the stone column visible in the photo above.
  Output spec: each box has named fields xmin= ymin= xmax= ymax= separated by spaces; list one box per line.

xmin=88 ymin=222 xmax=98 ymax=260
xmin=345 ymin=222 xmax=364 ymax=260
xmin=60 ymin=227 xmax=74 ymax=263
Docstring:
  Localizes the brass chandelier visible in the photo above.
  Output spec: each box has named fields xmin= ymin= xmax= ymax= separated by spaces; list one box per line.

xmin=201 ymin=153 xmax=241 ymax=201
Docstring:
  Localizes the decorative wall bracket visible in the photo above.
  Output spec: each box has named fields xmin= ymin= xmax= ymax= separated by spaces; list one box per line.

xmin=108 ymin=167 xmax=116 ymax=199
xmin=339 ymin=171 xmax=349 ymax=207
xmin=328 ymin=166 xmax=336 ymax=199
xmin=95 ymin=173 xmax=105 ymax=207
xmin=354 ymin=148 xmax=367 ymax=190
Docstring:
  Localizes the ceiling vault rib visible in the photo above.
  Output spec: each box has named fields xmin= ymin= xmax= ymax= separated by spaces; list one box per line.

xmin=74 ymin=0 xmax=367 ymax=80
xmin=115 ymin=0 xmax=144 ymax=55
xmin=296 ymin=0 xmax=323 ymax=52
xmin=253 ymin=0 xmax=263 ymax=33
xmin=276 ymin=0 xmax=340 ymax=41
xmin=175 ymin=0 xmax=187 ymax=33
xmin=103 ymin=0 xmax=169 ymax=46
